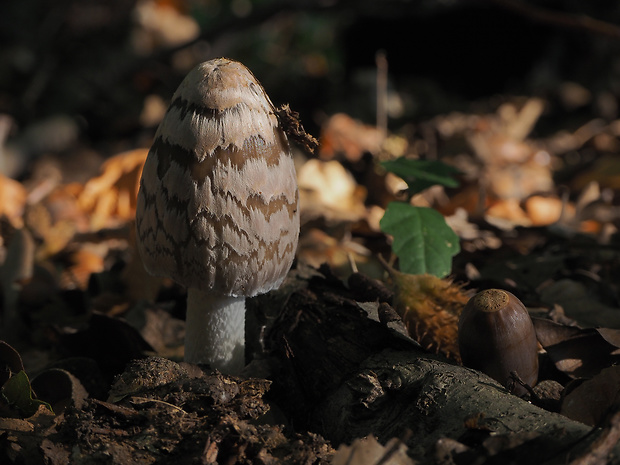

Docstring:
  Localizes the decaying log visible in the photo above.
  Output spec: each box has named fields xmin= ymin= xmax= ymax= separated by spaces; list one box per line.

xmin=260 ymin=265 xmax=620 ymax=464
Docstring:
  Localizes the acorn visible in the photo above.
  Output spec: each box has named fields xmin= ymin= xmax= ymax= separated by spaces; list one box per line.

xmin=458 ymin=289 xmax=538 ymax=395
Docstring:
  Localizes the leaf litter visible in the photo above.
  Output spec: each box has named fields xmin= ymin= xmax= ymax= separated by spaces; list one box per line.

xmin=3 ymin=5 xmax=620 ymax=462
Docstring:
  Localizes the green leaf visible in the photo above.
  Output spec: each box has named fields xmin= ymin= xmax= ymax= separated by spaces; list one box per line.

xmin=2 ymin=370 xmax=53 ymax=417
xmin=380 ymin=202 xmax=460 ymax=277
xmin=381 ymin=158 xmax=460 ymax=195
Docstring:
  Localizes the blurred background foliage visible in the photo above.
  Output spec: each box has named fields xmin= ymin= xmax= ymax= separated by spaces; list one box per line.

xmin=1 ymin=0 xmax=620 ymax=178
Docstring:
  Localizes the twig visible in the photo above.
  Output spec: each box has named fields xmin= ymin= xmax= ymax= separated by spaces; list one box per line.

xmin=375 ymin=50 xmax=388 ymax=136
xmin=508 ymin=371 xmax=538 ymax=399
xmin=485 ymin=0 xmax=620 ymax=40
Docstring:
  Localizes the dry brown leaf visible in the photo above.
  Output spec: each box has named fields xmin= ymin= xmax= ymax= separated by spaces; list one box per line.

xmin=538 ymin=279 xmax=620 ymax=328
xmin=365 ymin=205 xmax=386 ymax=233
xmin=499 ymin=98 xmax=545 ymax=142
xmin=331 ymin=436 xmax=415 ymax=465
xmin=483 ymin=157 xmax=553 ymax=200
xmin=548 ymin=119 xmax=607 ymax=155
xmin=79 ymin=149 xmax=148 ymax=229
xmin=319 ymin=113 xmax=384 ymax=162
xmin=486 ymin=198 xmax=532 ymax=228
xmin=31 ymin=368 xmax=88 ymax=413
xmin=59 ymin=247 xmax=105 ymax=290
xmin=533 ymin=318 xmax=620 ymax=379
xmin=24 ymin=181 xmax=89 ymax=260
xmin=568 ymin=408 xmax=620 ymax=465
xmin=132 ymin=0 xmax=200 ymax=55
xmin=467 ymin=100 xmax=553 ymax=203
xmin=471 ymin=133 xmax=533 ymax=165
xmin=24 ymin=201 xmax=78 ymax=261
xmin=297 ymin=228 xmax=371 ymax=274
xmin=140 ymin=94 xmax=168 ymax=128
xmin=438 ymin=184 xmax=487 ymax=217
xmin=524 ymin=195 xmax=573 ymax=226
xmin=561 ymin=366 xmax=620 ymax=426
xmin=298 ymin=159 xmax=367 ymax=223
xmin=445 ymin=208 xmax=502 ymax=252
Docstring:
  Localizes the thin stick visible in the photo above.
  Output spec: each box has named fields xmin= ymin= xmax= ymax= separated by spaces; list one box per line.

xmin=487 ymin=0 xmax=620 ymax=40
xmin=376 ymin=50 xmax=388 ymax=136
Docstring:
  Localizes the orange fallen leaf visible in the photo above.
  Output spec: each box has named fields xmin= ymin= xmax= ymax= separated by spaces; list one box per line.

xmin=486 ymin=198 xmax=531 ymax=227
xmin=579 ymin=219 xmax=603 ymax=234
xmin=24 ymin=183 xmax=87 ymax=260
xmin=79 ymin=149 xmax=148 ymax=229
xmin=59 ymin=247 xmax=105 ymax=290
xmin=524 ymin=195 xmax=573 ymax=226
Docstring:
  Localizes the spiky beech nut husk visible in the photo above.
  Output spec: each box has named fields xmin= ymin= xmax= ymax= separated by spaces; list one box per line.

xmin=135 ymin=58 xmax=299 ymax=373
xmin=458 ymin=289 xmax=538 ymax=395
xmin=381 ymin=258 xmax=470 ymax=362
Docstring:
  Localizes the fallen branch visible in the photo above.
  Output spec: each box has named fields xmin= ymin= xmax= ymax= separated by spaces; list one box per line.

xmin=262 ymin=266 xmax=620 ymax=464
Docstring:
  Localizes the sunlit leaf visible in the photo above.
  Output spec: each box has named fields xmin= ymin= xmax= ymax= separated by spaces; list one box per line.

xmin=381 ymin=158 xmax=460 ymax=195
xmin=380 ymin=202 xmax=460 ymax=277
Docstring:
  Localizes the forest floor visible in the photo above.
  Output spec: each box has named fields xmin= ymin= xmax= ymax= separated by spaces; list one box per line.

xmin=3 ymin=2 xmax=620 ymax=464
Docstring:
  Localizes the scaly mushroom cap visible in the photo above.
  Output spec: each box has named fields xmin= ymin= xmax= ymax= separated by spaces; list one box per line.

xmin=135 ymin=58 xmax=299 ymax=297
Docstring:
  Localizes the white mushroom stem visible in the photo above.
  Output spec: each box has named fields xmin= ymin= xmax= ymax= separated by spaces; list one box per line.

xmin=185 ymin=288 xmax=246 ymax=375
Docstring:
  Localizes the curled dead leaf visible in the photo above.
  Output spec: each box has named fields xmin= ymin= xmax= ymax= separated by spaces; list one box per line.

xmin=561 ymin=366 xmax=620 ymax=426
xmin=533 ymin=318 xmax=620 ymax=379
xmin=78 ymin=149 xmax=148 ymax=229
xmin=31 ymin=368 xmax=88 ymax=414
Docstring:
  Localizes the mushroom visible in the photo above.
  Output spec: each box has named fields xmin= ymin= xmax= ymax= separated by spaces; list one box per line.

xmin=135 ymin=58 xmax=299 ymax=374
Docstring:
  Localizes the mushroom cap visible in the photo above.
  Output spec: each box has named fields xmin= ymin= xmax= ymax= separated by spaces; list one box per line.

xmin=135 ymin=58 xmax=299 ymax=297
